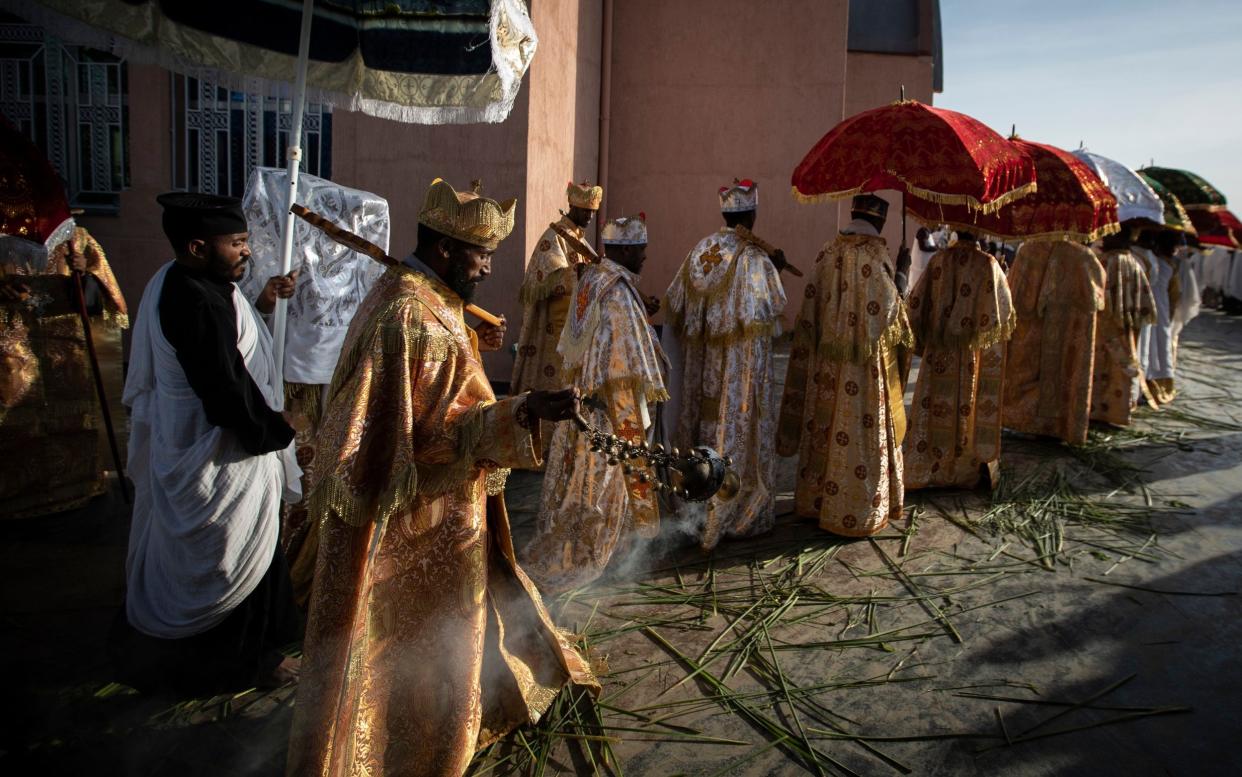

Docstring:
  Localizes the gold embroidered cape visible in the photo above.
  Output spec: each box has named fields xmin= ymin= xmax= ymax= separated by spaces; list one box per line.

xmin=1 ymin=226 xmax=127 ymax=519
xmin=777 ymin=232 xmax=912 ymax=537
xmin=665 ymin=227 xmax=786 ymax=550
xmin=287 ymin=266 xmax=597 ymax=777
xmin=1002 ymin=241 xmax=1106 ymax=445
xmin=903 ymin=245 xmax=1015 ymax=490
xmin=1091 ymin=249 xmax=1157 ymax=427
xmin=522 ymin=259 xmax=667 ymax=592
xmin=511 ymin=216 xmax=593 ymax=454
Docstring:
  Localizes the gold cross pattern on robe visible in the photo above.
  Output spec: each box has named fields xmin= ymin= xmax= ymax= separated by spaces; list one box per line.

xmin=615 ymin=417 xmax=643 ymax=443
xmin=699 ymin=244 xmax=725 ymax=273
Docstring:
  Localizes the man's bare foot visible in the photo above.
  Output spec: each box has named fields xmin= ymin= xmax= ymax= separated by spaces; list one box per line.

xmin=258 ymin=655 xmax=301 ymax=689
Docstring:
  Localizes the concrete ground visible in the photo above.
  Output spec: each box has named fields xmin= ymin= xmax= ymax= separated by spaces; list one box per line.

xmin=2 ymin=312 xmax=1240 ymax=776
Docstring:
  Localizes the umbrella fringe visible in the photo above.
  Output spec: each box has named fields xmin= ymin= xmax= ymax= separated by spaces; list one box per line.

xmin=904 ymin=213 xmax=1122 ymax=245
xmin=12 ymin=0 xmax=536 ymax=126
xmin=791 ymin=180 xmax=1038 ymax=216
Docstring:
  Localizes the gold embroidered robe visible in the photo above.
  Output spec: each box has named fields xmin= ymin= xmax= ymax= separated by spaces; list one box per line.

xmin=903 ymin=245 xmax=1015 ymax=490
xmin=522 ymin=259 xmax=667 ymax=592
xmin=1090 ymin=249 xmax=1157 ymax=427
xmin=511 ymin=216 xmax=592 ymax=454
xmin=287 ymin=266 xmax=596 ymax=777
xmin=1 ymin=227 xmax=127 ymax=519
xmin=1002 ymin=241 xmax=1106 ymax=445
xmin=777 ymin=232 xmax=912 ymax=537
xmin=280 ymin=382 xmax=327 ymax=606
xmin=666 ymin=227 xmax=786 ymax=550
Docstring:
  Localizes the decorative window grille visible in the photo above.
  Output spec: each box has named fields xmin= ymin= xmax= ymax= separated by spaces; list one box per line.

xmin=170 ymin=73 xmax=332 ymax=199
xmin=0 ymin=13 xmax=129 ymax=213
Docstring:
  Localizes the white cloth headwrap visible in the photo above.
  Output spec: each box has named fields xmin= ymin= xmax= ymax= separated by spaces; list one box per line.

xmin=122 ymin=262 xmax=300 ymax=639
xmin=239 ymin=168 xmax=389 ymax=385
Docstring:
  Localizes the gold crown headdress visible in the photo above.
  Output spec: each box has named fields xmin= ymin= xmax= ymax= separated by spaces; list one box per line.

xmin=567 ymin=180 xmax=603 ymax=211
xmin=418 ymin=178 xmax=517 ymax=251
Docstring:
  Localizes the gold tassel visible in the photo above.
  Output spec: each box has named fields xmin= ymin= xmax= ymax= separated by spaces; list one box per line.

xmin=817 ymin=311 xmax=914 ymax=365
xmin=560 ymin=373 xmax=670 ymax=406
xmin=915 ymin=306 xmax=1018 ymax=352
xmin=791 ymin=178 xmax=1039 ymax=216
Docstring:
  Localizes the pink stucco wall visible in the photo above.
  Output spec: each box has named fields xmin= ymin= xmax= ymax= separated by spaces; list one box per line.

xmin=67 ymin=1 xmax=936 ymax=383
xmin=329 ymin=91 xmax=531 ymax=378
xmin=297 ymin=0 xmax=605 ymax=380
xmin=604 ymin=0 xmax=851 ymax=322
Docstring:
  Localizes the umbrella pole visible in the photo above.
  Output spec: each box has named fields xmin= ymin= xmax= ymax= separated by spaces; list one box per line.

xmin=901 ymin=190 xmax=908 ymax=250
xmin=71 ymin=271 xmax=130 ymax=503
xmin=271 ymin=0 xmax=315 ymax=408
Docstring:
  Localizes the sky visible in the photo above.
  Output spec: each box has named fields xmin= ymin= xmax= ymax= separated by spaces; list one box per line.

xmin=938 ymin=0 xmax=1242 ymax=203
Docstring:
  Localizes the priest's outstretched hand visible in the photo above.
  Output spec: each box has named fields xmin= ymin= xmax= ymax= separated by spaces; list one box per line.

xmin=476 ymin=315 xmax=507 ymax=351
xmin=256 ymin=269 xmax=300 ymax=314
xmin=525 ymin=387 xmax=581 ymax=423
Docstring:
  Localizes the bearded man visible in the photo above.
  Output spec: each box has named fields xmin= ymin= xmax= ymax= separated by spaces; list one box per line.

xmin=287 ymin=179 xmax=596 ymax=777
xmin=112 ymin=193 xmax=302 ymax=695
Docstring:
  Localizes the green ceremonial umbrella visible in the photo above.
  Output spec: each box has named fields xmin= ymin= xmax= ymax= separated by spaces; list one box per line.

xmin=1137 ymin=166 xmax=1227 ymax=210
xmin=1138 ymin=172 xmax=1197 ymax=234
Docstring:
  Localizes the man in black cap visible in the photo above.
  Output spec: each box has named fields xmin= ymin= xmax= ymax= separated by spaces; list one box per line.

xmin=778 ymin=192 xmax=912 ymax=539
xmin=110 ymin=192 xmax=303 ymax=695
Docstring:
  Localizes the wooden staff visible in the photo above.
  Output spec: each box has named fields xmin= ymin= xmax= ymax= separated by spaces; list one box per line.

xmin=290 ymin=204 xmax=504 ymax=327
xmin=70 ymin=269 xmax=130 ymax=503
xmin=734 ymin=225 xmax=803 ymax=277
xmin=549 ymin=219 xmax=600 ymax=262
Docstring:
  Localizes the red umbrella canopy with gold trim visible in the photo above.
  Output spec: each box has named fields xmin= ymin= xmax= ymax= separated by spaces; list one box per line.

xmin=1188 ymin=208 xmax=1242 ymax=248
xmin=791 ymin=100 xmax=1037 ymax=214
xmin=0 ymin=117 xmax=73 ymax=259
xmin=905 ymin=138 xmax=1120 ymax=243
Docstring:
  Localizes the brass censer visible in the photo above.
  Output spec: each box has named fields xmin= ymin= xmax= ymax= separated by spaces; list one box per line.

xmin=571 ymin=411 xmax=741 ymax=502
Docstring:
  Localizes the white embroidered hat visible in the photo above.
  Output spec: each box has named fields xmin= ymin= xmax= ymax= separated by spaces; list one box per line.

xmin=719 ymin=178 xmax=758 ymax=212
xmin=601 ymin=213 xmax=648 ymax=245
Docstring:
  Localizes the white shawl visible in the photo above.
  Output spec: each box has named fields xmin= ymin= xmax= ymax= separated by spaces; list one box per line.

xmin=123 ymin=262 xmax=300 ymax=639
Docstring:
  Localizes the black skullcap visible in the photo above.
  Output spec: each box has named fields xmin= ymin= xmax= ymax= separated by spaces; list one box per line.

xmin=850 ymin=193 xmax=889 ymax=220
xmin=157 ymin=192 xmax=248 ymax=249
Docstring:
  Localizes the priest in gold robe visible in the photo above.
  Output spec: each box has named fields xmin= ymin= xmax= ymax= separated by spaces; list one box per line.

xmin=665 ymin=180 xmax=787 ymax=550
xmin=522 ymin=215 xmax=667 ymax=592
xmin=778 ymin=194 xmax=912 ymax=537
xmin=511 ymin=181 xmax=602 ymax=452
xmin=903 ymin=236 xmax=1014 ymax=490
xmin=1 ymin=225 xmax=127 ymax=518
xmin=288 ymin=179 xmax=596 ymax=777
xmin=1090 ymin=229 xmax=1157 ymax=427
xmin=1002 ymin=239 xmax=1106 ymax=445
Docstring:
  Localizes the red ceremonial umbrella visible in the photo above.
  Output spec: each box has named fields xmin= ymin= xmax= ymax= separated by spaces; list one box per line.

xmin=1188 ymin=208 xmax=1242 ymax=248
xmin=791 ymin=99 xmax=1037 ymax=215
xmin=0 ymin=117 xmax=74 ymax=266
xmin=905 ymin=137 xmax=1120 ymax=243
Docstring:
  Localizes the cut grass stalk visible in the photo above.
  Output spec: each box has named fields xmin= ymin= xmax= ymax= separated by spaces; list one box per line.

xmin=870 ymin=539 xmax=964 ymax=644
xmin=1082 ymin=577 xmax=1237 ymax=596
